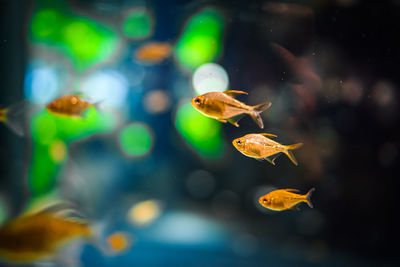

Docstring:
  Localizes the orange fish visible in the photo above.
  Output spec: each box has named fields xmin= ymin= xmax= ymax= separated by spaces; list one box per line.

xmin=191 ymin=90 xmax=271 ymax=128
xmin=259 ymin=188 xmax=315 ymax=211
xmin=0 ymin=203 xmax=92 ymax=263
xmin=232 ymin=133 xmax=303 ymax=165
xmin=46 ymin=95 xmax=96 ymax=117
xmin=134 ymin=42 xmax=172 ymax=63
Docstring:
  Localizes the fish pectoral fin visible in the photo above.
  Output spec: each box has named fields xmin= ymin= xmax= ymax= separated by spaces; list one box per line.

xmin=255 ymin=157 xmax=265 ymax=162
xmin=217 ymin=119 xmax=228 ymax=123
xmin=260 ymin=133 xmax=278 ymax=138
xmin=223 ymin=90 xmax=248 ymax=97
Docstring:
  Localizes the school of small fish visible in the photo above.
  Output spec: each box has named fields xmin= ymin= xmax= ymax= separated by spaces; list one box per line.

xmin=191 ymin=90 xmax=314 ymax=212
xmin=0 ymin=42 xmax=315 ymax=264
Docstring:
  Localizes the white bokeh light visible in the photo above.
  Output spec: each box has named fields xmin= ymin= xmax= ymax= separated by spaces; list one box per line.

xmin=81 ymin=70 xmax=129 ymax=108
xmin=192 ymin=63 xmax=229 ymax=95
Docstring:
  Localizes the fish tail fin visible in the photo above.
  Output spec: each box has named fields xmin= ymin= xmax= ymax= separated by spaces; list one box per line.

xmin=1 ymin=100 xmax=29 ymax=136
xmin=283 ymin=143 xmax=303 ymax=166
xmin=93 ymin=101 xmax=103 ymax=111
xmin=0 ymin=109 xmax=7 ymax=122
xmin=249 ymin=101 xmax=271 ymax=129
xmin=305 ymin=187 xmax=315 ymax=208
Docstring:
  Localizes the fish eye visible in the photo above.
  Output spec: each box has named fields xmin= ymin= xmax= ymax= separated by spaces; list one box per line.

xmin=71 ymin=97 xmax=78 ymax=105
xmin=194 ymin=98 xmax=201 ymax=104
xmin=262 ymin=198 xmax=267 ymax=204
xmin=236 ymin=140 xmax=242 ymax=145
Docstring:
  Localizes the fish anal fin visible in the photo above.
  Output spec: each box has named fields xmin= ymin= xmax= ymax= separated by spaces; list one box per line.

xmin=229 ymin=121 xmax=239 ymax=127
xmin=265 ymin=153 xmax=282 ymax=165
xmin=260 ymin=133 xmax=277 ymax=138
xmin=290 ymin=205 xmax=301 ymax=211
xmin=227 ymin=114 xmax=245 ymax=127
xmin=265 ymin=156 xmax=276 ymax=165
xmin=223 ymin=90 xmax=248 ymax=97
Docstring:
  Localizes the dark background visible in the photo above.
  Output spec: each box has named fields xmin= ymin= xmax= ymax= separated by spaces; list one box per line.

xmin=0 ymin=0 xmax=399 ymax=266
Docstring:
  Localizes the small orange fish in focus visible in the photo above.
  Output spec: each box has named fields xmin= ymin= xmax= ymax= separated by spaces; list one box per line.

xmin=134 ymin=42 xmax=172 ymax=63
xmin=259 ymin=188 xmax=315 ymax=211
xmin=232 ymin=133 xmax=303 ymax=165
xmin=191 ymin=91 xmax=271 ymax=128
xmin=107 ymin=231 xmax=131 ymax=253
xmin=0 ymin=204 xmax=92 ymax=263
xmin=46 ymin=95 xmax=95 ymax=117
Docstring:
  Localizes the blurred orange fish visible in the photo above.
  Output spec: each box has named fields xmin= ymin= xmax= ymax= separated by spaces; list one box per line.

xmin=134 ymin=42 xmax=172 ymax=63
xmin=0 ymin=203 xmax=93 ymax=263
xmin=191 ymin=91 xmax=271 ymax=128
xmin=271 ymin=42 xmax=322 ymax=111
xmin=46 ymin=95 xmax=96 ymax=117
xmin=232 ymin=133 xmax=303 ymax=165
xmin=259 ymin=188 xmax=315 ymax=211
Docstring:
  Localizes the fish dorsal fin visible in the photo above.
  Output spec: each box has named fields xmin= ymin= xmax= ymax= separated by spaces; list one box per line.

xmin=21 ymin=194 xmax=67 ymax=217
xmin=223 ymin=90 xmax=248 ymax=97
xmin=282 ymin=189 xmax=300 ymax=193
xmin=259 ymin=133 xmax=277 ymax=138
xmin=55 ymin=209 xmax=88 ymax=224
xmin=34 ymin=203 xmax=88 ymax=224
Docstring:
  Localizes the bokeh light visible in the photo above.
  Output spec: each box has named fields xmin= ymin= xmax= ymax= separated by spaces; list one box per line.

xmin=150 ymin=212 xmax=225 ymax=245
xmin=122 ymin=8 xmax=154 ymax=39
xmin=134 ymin=42 xmax=173 ymax=64
xmin=192 ymin=63 xmax=229 ymax=95
xmin=81 ymin=69 xmax=129 ymax=109
xmin=24 ymin=65 xmax=60 ymax=104
xmin=107 ymin=231 xmax=133 ymax=254
xmin=340 ymin=78 xmax=363 ymax=104
xmin=118 ymin=123 xmax=154 ymax=158
xmin=49 ymin=139 xmax=67 ymax=163
xmin=128 ymin=199 xmax=161 ymax=226
xmin=175 ymin=101 xmax=225 ymax=160
xmin=29 ymin=108 xmax=118 ymax=196
xmin=30 ymin=8 xmax=119 ymax=71
xmin=143 ymin=90 xmax=171 ymax=114
xmin=371 ymin=81 xmax=395 ymax=107
xmin=174 ymin=7 xmax=225 ymax=71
